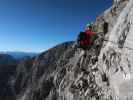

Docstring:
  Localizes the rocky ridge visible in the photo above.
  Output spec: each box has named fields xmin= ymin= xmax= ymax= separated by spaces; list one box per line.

xmin=1 ymin=0 xmax=133 ymax=100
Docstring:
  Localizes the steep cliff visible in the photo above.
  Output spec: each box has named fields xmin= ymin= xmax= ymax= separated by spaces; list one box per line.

xmin=14 ymin=42 xmax=74 ymax=100
xmin=12 ymin=0 xmax=133 ymax=100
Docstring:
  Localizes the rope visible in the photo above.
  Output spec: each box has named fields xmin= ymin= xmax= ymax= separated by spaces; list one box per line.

xmin=104 ymin=39 xmax=133 ymax=51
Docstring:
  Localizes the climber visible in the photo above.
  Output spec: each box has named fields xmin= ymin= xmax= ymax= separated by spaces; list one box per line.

xmin=77 ymin=23 xmax=97 ymax=49
xmin=85 ymin=23 xmax=98 ymax=48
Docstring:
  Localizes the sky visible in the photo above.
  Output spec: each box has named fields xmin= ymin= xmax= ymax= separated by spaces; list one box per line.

xmin=0 ymin=0 xmax=112 ymax=52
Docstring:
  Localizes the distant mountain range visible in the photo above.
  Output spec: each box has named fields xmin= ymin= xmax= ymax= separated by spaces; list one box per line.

xmin=0 ymin=51 xmax=38 ymax=59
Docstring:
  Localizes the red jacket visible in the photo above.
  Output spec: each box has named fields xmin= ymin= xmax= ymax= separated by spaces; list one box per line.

xmin=79 ymin=29 xmax=94 ymax=47
xmin=85 ymin=29 xmax=94 ymax=37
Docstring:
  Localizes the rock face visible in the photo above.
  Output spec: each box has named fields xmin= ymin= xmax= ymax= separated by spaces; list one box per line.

xmin=2 ymin=0 xmax=133 ymax=100
xmin=98 ymin=0 xmax=133 ymax=99
xmin=14 ymin=42 xmax=75 ymax=100
xmin=0 ymin=54 xmax=17 ymax=100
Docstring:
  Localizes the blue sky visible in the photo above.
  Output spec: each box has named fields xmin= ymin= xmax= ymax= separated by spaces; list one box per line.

xmin=0 ymin=0 xmax=112 ymax=52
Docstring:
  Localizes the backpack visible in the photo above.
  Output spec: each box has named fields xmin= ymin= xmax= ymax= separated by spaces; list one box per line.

xmin=77 ymin=32 xmax=86 ymax=41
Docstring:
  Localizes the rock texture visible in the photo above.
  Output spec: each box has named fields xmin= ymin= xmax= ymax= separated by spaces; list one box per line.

xmin=1 ymin=0 xmax=133 ymax=100
xmin=0 ymin=54 xmax=17 ymax=100
xmin=14 ymin=42 xmax=75 ymax=100
xmin=98 ymin=0 xmax=133 ymax=99
xmin=15 ymin=0 xmax=133 ymax=100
